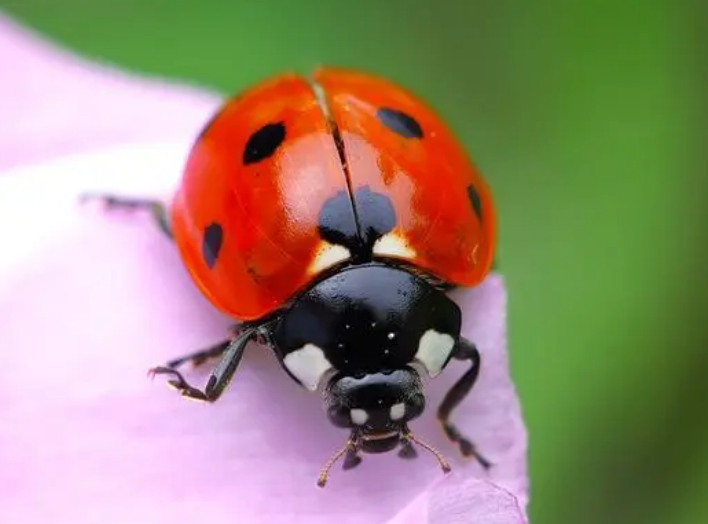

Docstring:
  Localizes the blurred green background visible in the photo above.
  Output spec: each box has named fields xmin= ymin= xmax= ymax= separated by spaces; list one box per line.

xmin=2 ymin=1 xmax=703 ymax=523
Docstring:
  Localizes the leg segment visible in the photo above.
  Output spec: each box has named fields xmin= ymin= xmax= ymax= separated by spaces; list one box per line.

xmin=164 ymin=320 xmax=268 ymax=369
xmin=165 ymin=339 xmax=231 ymax=369
xmin=149 ymin=328 xmax=258 ymax=402
xmin=80 ymin=193 xmax=172 ymax=239
xmin=437 ymin=338 xmax=492 ymax=469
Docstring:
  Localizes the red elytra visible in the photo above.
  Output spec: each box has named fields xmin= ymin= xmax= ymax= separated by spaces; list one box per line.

xmin=169 ymin=67 xmax=496 ymax=321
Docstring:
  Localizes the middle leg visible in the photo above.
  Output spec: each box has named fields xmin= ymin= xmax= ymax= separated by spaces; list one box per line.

xmin=81 ymin=193 xmax=172 ymax=240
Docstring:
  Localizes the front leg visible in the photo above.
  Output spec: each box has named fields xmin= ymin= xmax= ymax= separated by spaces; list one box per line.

xmin=165 ymin=323 xmax=269 ymax=370
xmin=437 ymin=338 xmax=492 ymax=469
xmin=149 ymin=327 xmax=258 ymax=402
xmin=164 ymin=339 xmax=231 ymax=369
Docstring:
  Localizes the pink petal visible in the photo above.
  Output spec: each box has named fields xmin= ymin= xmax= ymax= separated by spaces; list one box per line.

xmin=0 ymin=13 xmax=221 ymax=171
xmin=0 ymin=146 xmax=528 ymax=523
xmin=0 ymin=13 xmax=529 ymax=523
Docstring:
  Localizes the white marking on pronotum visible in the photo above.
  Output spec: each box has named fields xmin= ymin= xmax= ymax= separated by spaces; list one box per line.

xmin=308 ymin=242 xmax=351 ymax=275
xmin=389 ymin=403 xmax=406 ymax=421
xmin=415 ymin=329 xmax=456 ymax=377
xmin=350 ymin=409 xmax=369 ymax=425
xmin=372 ymin=232 xmax=416 ymax=258
xmin=283 ymin=344 xmax=333 ymax=391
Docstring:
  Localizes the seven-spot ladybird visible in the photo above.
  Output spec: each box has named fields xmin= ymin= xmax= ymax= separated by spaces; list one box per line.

xmin=84 ymin=67 xmax=496 ymax=487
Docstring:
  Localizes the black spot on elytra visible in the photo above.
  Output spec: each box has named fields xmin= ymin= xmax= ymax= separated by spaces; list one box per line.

xmin=376 ymin=108 xmax=423 ymax=139
xmin=202 ymin=223 xmax=223 ymax=269
xmin=318 ymin=190 xmax=359 ymax=253
xmin=467 ymin=185 xmax=483 ymax=222
xmin=353 ymin=186 xmax=396 ymax=252
xmin=318 ymin=186 xmax=396 ymax=261
xmin=243 ymin=122 xmax=286 ymax=165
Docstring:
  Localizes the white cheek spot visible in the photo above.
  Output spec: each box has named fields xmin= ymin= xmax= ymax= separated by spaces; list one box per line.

xmin=415 ymin=329 xmax=455 ymax=377
xmin=389 ymin=403 xmax=406 ymax=421
xmin=283 ymin=343 xmax=333 ymax=391
xmin=350 ymin=409 xmax=369 ymax=425
xmin=308 ymin=242 xmax=351 ymax=275
xmin=372 ymin=233 xmax=416 ymax=259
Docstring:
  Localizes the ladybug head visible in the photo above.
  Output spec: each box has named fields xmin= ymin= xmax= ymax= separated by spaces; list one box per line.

xmin=272 ymin=262 xmax=461 ymax=484
xmin=323 ymin=367 xmax=425 ymax=450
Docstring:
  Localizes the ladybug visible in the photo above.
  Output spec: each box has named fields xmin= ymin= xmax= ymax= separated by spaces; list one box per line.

xmin=85 ymin=67 xmax=496 ymax=487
